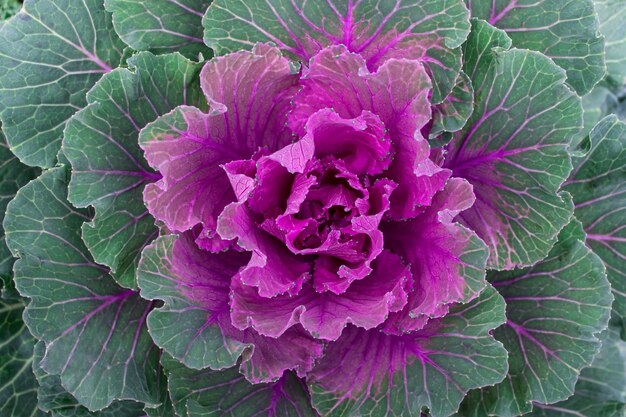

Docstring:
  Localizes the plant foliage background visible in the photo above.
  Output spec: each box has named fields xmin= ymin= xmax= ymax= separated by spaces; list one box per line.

xmin=0 ymin=1 xmax=625 ymax=417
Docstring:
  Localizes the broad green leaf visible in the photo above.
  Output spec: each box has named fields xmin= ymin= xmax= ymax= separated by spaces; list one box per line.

xmin=430 ymin=71 xmax=474 ymax=140
xmin=203 ymin=0 xmax=471 ymax=103
xmin=0 ymin=298 xmax=46 ymax=417
xmin=595 ymin=0 xmax=626 ymax=86
xmin=137 ymin=235 xmax=247 ymax=370
xmin=0 ymin=0 xmax=126 ymax=168
xmin=4 ymin=167 xmax=162 ymax=411
xmin=459 ymin=221 xmax=613 ymax=416
xmin=33 ymin=342 xmax=146 ymax=417
xmin=162 ymin=354 xmax=318 ymax=417
xmin=527 ymin=326 xmax=626 ymax=417
xmin=466 ymin=0 xmax=605 ymax=95
xmin=63 ymin=52 xmax=205 ymax=289
xmin=446 ymin=19 xmax=581 ymax=270
xmin=308 ymin=285 xmax=508 ymax=417
xmin=0 ymin=129 xmax=38 ymax=296
xmin=565 ymin=115 xmax=626 ymax=339
xmin=105 ymin=0 xmax=212 ymax=59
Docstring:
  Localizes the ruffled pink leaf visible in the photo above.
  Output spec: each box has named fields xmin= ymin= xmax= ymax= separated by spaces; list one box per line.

xmin=289 ymin=46 xmax=450 ymax=219
xmin=381 ymin=178 xmax=488 ymax=334
xmin=140 ymin=44 xmax=299 ymax=239
xmin=230 ymin=250 xmax=409 ymax=341
xmin=217 ymin=202 xmax=311 ymax=297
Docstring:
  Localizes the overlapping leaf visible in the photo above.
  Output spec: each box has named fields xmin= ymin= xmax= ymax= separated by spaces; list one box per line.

xmin=429 ymin=71 xmax=474 ymax=141
xmin=565 ymin=115 xmax=626 ymax=338
xmin=203 ymin=0 xmax=471 ymax=102
xmin=466 ymin=0 xmax=605 ymax=95
xmin=0 ymin=0 xmax=126 ymax=168
xmin=594 ymin=0 xmax=626 ymax=86
xmin=528 ymin=326 xmax=626 ymax=417
xmin=308 ymin=286 xmax=508 ymax=417
xmin=0 ymin=129 xmax=38 ymax=296
xmin=137 ymin=235 xmax=247 ymax=370
xmin=162 ymin=354 xmax=317 ymax=417
xmin=4 ymin=167 xmax=162 ymax=411
xmin=33 ymin=342 xmax=147 ymax=417
xmin=105 ymin=0 xmax=212 ymax=59
xmin=446 ymin=19 xmax=581 ymax=270
xmin=459 ymin=221 xmax=612 ymax=416
xmin=0 ymin=298 xmax=45 ymax=417
xmin=63 ymin=52 xmax=205 ymax=289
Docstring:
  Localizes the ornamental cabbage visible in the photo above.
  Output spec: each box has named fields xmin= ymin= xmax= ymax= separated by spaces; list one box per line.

xmin=0 ymin=1 xmax=624 ymax=417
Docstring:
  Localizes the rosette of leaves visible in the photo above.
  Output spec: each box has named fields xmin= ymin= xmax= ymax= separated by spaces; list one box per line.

xmin=0 ymin=1 xmax=624 ymax=417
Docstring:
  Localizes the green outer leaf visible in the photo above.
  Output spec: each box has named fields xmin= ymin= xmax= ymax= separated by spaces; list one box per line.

xmin=460 ymin=220 xmax=613 ymax=416
xmin=0 ymin=298 xmax=47 ymax=417
xmin=3 ymin=167 xmax=162 ymax=411
xmin=0 ymin=129 xmax=39 ymax=296
xmin=137 ymin=235 xmax=247 ymax=370
xmin=202 ymin=0 xmax=470 ymax=103
xmin=63 ymin=52 xmax=205 ymax=289
xmin=447 ymin=19 xmax=580 ymax=270
xmin=430 ymin=71 xmax=474 ymax=139
xmin=309 ymin=285 xmax=508 ymax=417
xmin=33 ymin=342 xmax=146 ymax=417
xmin=466 ymin=0 xmax=605 ymax=95
xmin=0 ymin=0 xmax=126 ymax=168
xmin=595 ymin=0 xmax=626 ymax=86
xmin=162 ymin=354 xmax=318 ymax=417
xmin=565 ymin=115 xmax=626 ymax=339
xmin=105 ymin=0 xmax=213 ymax=59
xmin=527 ymin=326 xmax=626 ymax=417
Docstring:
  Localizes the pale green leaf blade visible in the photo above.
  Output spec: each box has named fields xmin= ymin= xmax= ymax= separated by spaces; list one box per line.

xmin=0 ymin=0 xmax=126 ymax=168
xmin=105 ymin=0 xmax=212 ymax=59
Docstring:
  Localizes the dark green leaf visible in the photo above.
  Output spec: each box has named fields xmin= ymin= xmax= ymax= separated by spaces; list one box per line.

xmin=459 ymin=221 xmax=613 ymax=416
xmin=466 ymin=0 xmax=605 ymax=95
xmin=447 ymin=19 xmax=581 ymax=270
xmin=63 ymin=52 xmax=205 ymax=289
xmin=4 ymin=167 xmax=162 ymax=411
xmin=105 ymin=0 xmax=212 ymax=59
xmin=0 ymin=298 xmax=47 ymax=417
xmin=565 ymin=115 xmax=626 ymax=339
xmin=528 ymin=326 xmax=626 ymax=417
xmin=0 ymin=0 xmax=126 ymax=168
xmin=0 ymin=129 xmax=38 ymax=297
xmin=162 ymin=354 xmax=318 ymax=417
